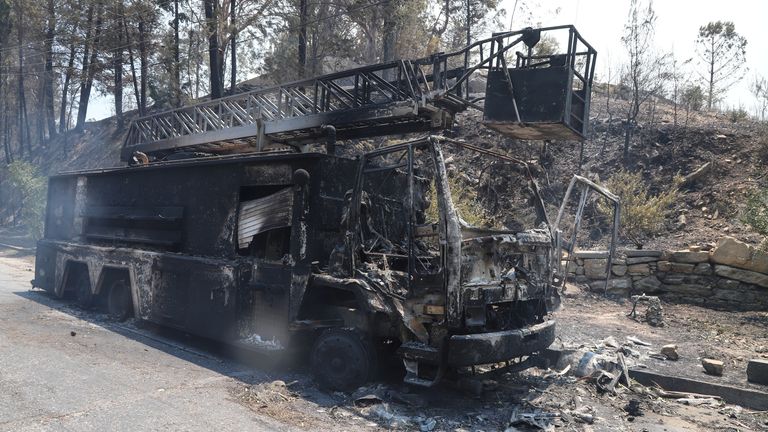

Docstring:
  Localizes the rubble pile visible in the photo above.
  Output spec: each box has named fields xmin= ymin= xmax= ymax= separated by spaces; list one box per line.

xmin=568 ymin=236 xmax=768 ymax=310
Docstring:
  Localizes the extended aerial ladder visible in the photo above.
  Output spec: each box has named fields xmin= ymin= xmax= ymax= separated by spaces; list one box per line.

xmin=121 ymin=25 xmax=596 ymax=162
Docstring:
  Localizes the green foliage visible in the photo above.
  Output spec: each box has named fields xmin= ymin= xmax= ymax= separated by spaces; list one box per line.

xmin=757 ymin=125 xmax=768 ymax=164
xmin=681 ymin=85 xmax=705 ymax=112
xmin=533 ymin=33 xmax=559 ymax=57
xmin=727 ymin=107 xmax=750 ymax=123
xmin=0 ymin=0 xmax=11 ymax=44
xmin=426 ymin=176 xmax=490 ymax=227
xmin=7 ymin=161 xmax=47 ymax=240
xmin=742 ymin=188 xmax=768 ymax=247
xmin=598 ymin=170 xmax=682 ymax=248
xmin=696 ymin=21 xmax=748 ymax=109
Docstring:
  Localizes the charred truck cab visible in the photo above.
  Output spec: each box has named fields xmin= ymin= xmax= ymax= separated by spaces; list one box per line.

xmin=33 ymin=26 xmax=614 ymax=390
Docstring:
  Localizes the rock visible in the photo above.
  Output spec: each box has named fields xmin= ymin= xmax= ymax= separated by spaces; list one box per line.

xmin=661 ymin=344 xmax=679 ymax=360
xmin=612 ymin=264 xmax=628 ymax=276
xmin=689 ymin=245 xmax=702 ymax=252
xmin=716 ymin=278 xmax=740 ymax=289
xmin=710 ymin=237 xmax=768 ymax=274
xmin=584 ymin=259 xmax=609 ymax=279
xmin=677 ymin=214 xmax=687 ymax=228
xmin=589 ymin=278 xmax=632 ymax=292
xmin=626 ymin=256 xmax=658 ymax=265
xmin=747 ymin=359 xmax=768 ymax=385
xmin=664 ymin=284 xmax=712 ymax=296
xmin=566 ymin=260 xmax=579 ymax=274
xmin=670 ymin=250 xmax=710 ymax=263
xmin=714 ymin=265 xmax=768 ymax=288
xmin=575 ymin=250 xmax=610 ymax=259
xmin=602 ymin=336 xmax=619 ymax=348
xmin=657 ymin=261 xmax=672 ymax=272
xmin=634 ymin=276 xmax=662 ymax=292
xmin=660 ymin=274 xmax=685 ymax=284
xmin=627 ymin=263 xmax=651 ymax=275
xmin=702 ymin=358 xmax=724 ymax=376
xmin=712 ymin=288 xmax=756 ymax=303
xmin=693 ymin=263 xmax=713 ymax=275
xmin=668 ymin=262 xmax=696 ymax=274
xmin=575 ymin=266 xmax=585 ymax=275
xmin=624 ymin=250 xmax=663 ymax=258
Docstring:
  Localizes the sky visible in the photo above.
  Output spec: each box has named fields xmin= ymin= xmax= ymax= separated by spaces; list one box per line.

xmin=502 ymin=0 xmax=768 ymax=110
xmin=87 ymin=0 xmax=768 ymax=121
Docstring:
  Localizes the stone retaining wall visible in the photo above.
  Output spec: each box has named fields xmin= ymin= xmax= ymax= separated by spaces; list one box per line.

xmin=567 ymin=237 xmax=768 ymax=310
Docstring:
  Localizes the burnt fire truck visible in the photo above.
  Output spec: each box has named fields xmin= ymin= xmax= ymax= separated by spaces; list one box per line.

xmin=32 ymin=26 xmax=619 ymax=390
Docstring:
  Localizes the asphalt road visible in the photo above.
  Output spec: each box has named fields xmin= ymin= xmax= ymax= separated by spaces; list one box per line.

xmin=0 ymin=254 xmax=295 ymax=432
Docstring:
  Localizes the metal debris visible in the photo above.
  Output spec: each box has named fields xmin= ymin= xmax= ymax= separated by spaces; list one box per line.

xmin=507 ymin=406 xmax=557 ymax=431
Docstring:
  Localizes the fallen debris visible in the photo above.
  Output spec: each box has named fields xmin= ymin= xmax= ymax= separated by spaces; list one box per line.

xmin=508 ymin=406 xmax=557 ymax=431
xmin=617 ymin=352 xmax=631 ymax=388
xmin=594 ymin=370 xmax=621 ymax=394
xmin=653 ymin=387 xmax=722 ymax=401
xmin=702 ymin=358 xmax=725 ymax=376
xmin=681 ymin=161 xmax=713 ymax=187
xmin=628 ymin=294 xmax=664 ymax=327
xmin=370 ymin=404 xmax=414 ymax=428
xmin=623 ymin=399 xmax=643 ymax=417
xmin=627 ymin=336 xmax=652 ymax=347
xmin=677 ymin=397 xmax=721 ymax=406
xmin=352 ymin=384 xmax=426 ymax=408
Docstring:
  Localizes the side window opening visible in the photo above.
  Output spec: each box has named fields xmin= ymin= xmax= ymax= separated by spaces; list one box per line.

xmin=236 ymin=185 xmax=294 ymax=259
xmin=357 ymin=145 xmax=443 ymax=275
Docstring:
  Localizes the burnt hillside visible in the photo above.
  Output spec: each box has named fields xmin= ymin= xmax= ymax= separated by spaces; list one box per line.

xmin=1 ymin=91 xmax=766 ymax=251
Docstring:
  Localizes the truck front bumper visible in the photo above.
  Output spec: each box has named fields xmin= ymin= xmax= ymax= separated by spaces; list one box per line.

xmin=446 ymin=320 xmax=555 ymax=366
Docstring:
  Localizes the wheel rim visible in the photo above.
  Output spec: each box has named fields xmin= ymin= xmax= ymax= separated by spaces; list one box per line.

xmin=313 ymin=332 xmax=370 ymax=390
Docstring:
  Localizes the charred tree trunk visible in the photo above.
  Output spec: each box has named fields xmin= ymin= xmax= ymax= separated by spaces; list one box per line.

xmin=229 ymin=0 xmax=237 ymax=91
xmin=138 ymin=19 xmax=148 ymax=116
xmin=124 ymin=18 xmax=140 ymax=114
xmin=297 ymin=0 xmax=307 ymax=79
xmin=76 ymin=2 xmax=104 ymax=132
xmin=381 ymin=0 xmax=398 ymax=63
xmin=1 ymin=58 xmax=10 ymax=163
xmin=114 ymin=16 xmax=124 ymax=129
xmin=16 ymin=0 xmax=30 ymax=156
xmin=59 ymin=42 xmax=77 ymax=133
xmin=173 ymin=0 xmax=181 ymax=105
xmin=204 ymin=0 xmax=223 ymax=99
xmin=43 ymin=0 xmax=56 ymax=140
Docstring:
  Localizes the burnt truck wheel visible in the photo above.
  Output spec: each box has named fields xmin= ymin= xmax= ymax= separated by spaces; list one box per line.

xmin=74 ymin=271 xmax=94 ymax=309
xmin=107 ymin=279 xmax=133 ymax=321
xmin=311 ymin=328 xmax=376 ymax=391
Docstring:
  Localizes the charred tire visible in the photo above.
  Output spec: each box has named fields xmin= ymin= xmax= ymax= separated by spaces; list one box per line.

xmin=107 ymin=279 xmax=133 ymax=322
xmin=311 ymin=328 xmax=377 ymax=391
xmin=74 ymin=270 xmax=94 ymax=309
